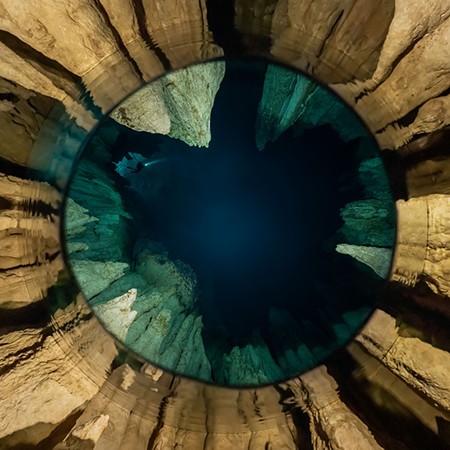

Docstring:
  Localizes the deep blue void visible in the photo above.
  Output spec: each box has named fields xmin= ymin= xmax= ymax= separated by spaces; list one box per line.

xmin=69 ymin=59 xmax=396 ymax=385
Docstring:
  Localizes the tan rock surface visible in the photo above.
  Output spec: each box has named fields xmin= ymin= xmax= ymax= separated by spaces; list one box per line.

xmin=0 ymin=0 xmax=121 ymax=77
xmin=0 ymin=77 xmax=56 ymax=166
xmin=423 ymin=195 xmax=450 ymax=296
xmin=143 ymin=0 xmax=223 ymax=64
xmin=0 ymin=172 xmax=63 ymax=307
xmin=0 ymin=42 xmax=67 ymax=102
xmin=98 ymin=0 xmax=141 ymax=45
xmin=0 ymin=1 xmax=449 ymax=448
xmin=271 ymin=0 xmax=393 ymax=83
xmin=377 ymin=94 xmax=450 ymax=149
xmin=391 ymin=197 xmax=428 ymax=288
xmin=54 ymin=414 xmax=110 ymax=449
xmin=356 ymin=309 xmax=450 ymax=411
xmin=163 ymin=61 xmax=225 ymax=147
xmin=356 ymin=16 xmax=450 ymax=132
xmin=392 ymin=195 xmax=450 ymax=296
xmin=365 ymin=0 xmax=450 ymax=88
xmin=0 ymin=327 xmax=100 ymax=447
xmin=286 ymin=366 xmax=383 ymax=450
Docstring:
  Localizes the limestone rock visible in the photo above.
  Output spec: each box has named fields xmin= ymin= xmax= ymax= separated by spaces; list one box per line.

xmin=64 ymin=143 xmax=134 ymax=303
xmin=377 ymin=94 xmax=450 ymax=149
xmin=255 ymin=64 xmax=314 ymax=150
xmin=55 ymin=414 xmax=110 ymax=449
xmin=356 ymin=16 xmax=450 ymax=132
xmin=255 ymin=63 xmax=368 ymax=151
xmin=366 ymin=0 xmax=450 ymax=88
xmin=163 ymin=61 xmax=225 ymax=147
xmin=357 ymin=156 xmax=393 ymax=200
xmin=54 ymin=365 xmax=139 ymax=450
xmin=423 ymin=195 xmax=450 ymax=296
xmin=93 ymin=289 xmax=138 ymax=342
xmin=271 ymin=0 xmax=394 ymax=83
xmin=0 ymin=172 xmax=63 ymax=308
xmin=91 ymin=245 xmax=212 ymax=382
xmin=64 ymin=198 xmax=98 ymax=238
xmin=64 ymin=146 xmax=131 ymax=264
xmin=0 ymin=262 xmax=62 ymax=309
xmin=110 ymin=81 xmax=171 ymax=135
xmin=293 ymin=84 xmax=368 ymax=142
xmin=0 ymin=0 xmax=122 ymax=77
xmin=285 ymin=367 xmax=384 ymax=450
xmin=70 ymin=260 xmax=129 ymax=300
xmin=337 ymin=155 xmax=396 ymax=250
xmin=339 ymin=198 xmax=396 ymax=247
xmin=0 ymin=316 xmax=115 ymax=448
xmin=111 ymin=61 xmax=225 ymax=147
xmin=142 ymin=0 xmax=224 ymax=64
xmin=356 ymin=309 xmax=450 ymax=411
xmin=336 ymin=244 xmax=393 ymax=279
xmin=0 ymin=43 xmax=67 ymax=102
xmin=0 ymin=0 xmax=450 ymax=448
xmin=0 ymin=77 xmax=56 ymax=167
xmin=221 ymin=331 xmax=284 ymax=385
xmin=391 ymin=197 xmax=428 ymax=287
xmin=392 ymin=194 xmax=450 ymax=295
xmin=135 ymin=247 xmax=198 ymax=310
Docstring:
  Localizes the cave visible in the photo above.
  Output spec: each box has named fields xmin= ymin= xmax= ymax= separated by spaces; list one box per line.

xmin=0 ymin=0 xmax=450 ymax=449
xmin=64 ymin=59 xmax=395 ymax=386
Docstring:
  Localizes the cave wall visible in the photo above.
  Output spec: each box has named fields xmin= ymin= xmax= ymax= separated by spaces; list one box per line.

xmin=0 ymin=0 xmax=449 ymax=449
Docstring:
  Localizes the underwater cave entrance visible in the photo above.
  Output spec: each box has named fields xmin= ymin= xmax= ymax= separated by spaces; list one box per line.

xmin=64 ymin=59 xmax=396 ymax=386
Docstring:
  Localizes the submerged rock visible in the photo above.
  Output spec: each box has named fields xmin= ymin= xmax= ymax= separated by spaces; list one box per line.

xmin=163 ymin=61 xmax=225 ymax=147
xmin=110 ymin=61 xmax=225 ymax=148
xmin=70 ymin=260 xmax=129 ymax=300
xmin=93 ymin=289 xmax=138 ymax=341
xmin=110 ymin=82 xmax=171 ymax=135
xmin=336 ymin=244 xmax=393 ymax=279
xmin=220 ymin=330 xmax=284 ymax=385
xmin=292 ymin=83 xmax=367 ymax=143
xmin=91 ymin=243 xmax=212 ymax=382
xmin=255 ymin=64 xmax=314 ymax=150
xmin=64 ymin=128 xmax=134 ymax=303
xmin=255 ymin=64 xmax=367 ymax=150
xmin=338 ymin=156 xmax=396 ymax=249
xmin=339 ymin=198 xmax=395 ymax=247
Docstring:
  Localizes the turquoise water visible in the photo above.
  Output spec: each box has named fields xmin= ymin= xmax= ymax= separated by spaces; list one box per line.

xmin=64 ymin=60 xmax=396 ymax=386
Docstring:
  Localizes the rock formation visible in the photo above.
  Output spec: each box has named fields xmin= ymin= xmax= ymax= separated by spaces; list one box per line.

xmin=93 ymin=289 xmax=138 ymax=342
xmin=336 ymin=244 xmax=393 ymax=278
xmin=255 ymin=63 xmax=368 ymax=150
xmin=0 ymin=0 xmax=450 ymax=448
xmin=111 ymin=61 xmax=226 ymax=147
xmin=255 ymin=64 xmax=314 ymax=150
xmin=63 ymin=124 xmax=212 ymax=381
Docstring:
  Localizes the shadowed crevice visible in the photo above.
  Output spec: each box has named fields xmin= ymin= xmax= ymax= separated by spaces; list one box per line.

xmin=0 ymin=30 xmax=81 ymax=97
xmin=131 ymin=0 xmax=172 ymax=71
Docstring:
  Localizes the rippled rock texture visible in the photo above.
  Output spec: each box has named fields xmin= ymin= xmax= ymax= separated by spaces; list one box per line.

xmin=0 ymin=0 xmax=450 ymax=449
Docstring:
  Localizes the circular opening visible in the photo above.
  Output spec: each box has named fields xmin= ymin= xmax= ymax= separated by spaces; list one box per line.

xmin=63 ymin=58 xmax=396 ymax=387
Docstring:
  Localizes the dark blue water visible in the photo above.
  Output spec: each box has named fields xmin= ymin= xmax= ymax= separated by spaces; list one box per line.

xmin=98 ymin=60 xmax=392 ymax=381
xmin=110 ymin=63 xmax=379 ymax=353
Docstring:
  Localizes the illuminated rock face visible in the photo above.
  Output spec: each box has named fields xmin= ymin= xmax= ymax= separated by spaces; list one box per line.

xmin=64 ymin=125 xmax=213 ymax=382
xmin=0 ymin=1 xmax=449 ymax=449
xmin=111 ymin=61 xmax=226 ymax=147
xmin=255 ymin=64 xmax=368 ymax=151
